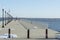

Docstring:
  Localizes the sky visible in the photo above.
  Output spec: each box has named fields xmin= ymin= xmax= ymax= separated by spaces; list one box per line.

xmin=0 ymin=0 xmax=60 ymax=18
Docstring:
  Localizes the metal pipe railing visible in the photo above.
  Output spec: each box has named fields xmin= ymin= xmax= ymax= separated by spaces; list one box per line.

xmin=2 ymin=9 xmax=4 ymax=28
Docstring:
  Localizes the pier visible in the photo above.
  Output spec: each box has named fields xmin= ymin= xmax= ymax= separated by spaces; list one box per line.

xmin=0 ymin=9 xmax=59 ymax=40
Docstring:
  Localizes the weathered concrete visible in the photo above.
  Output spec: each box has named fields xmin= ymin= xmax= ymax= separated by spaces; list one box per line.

xmin=0 ymin=20 xmax=59 ymax=39
xmin=0 ymin=38 xmax=59 ymax=40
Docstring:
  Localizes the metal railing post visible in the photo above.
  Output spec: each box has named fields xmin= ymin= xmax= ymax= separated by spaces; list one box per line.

xmin=5 ymin=11 xmax=6 ymax=25
xmin=46 ymin=29 xmax=48 ymax=39
xmin=8 ymin=28 xmax=11 ymax=38
xmin=2 ymin=9 xmax=4 ymax=28
xmin=27 ymin=29 xmax=30 ymax=39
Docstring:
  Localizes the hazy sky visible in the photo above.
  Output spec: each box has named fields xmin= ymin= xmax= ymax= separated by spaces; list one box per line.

xmin=0 ymin=0 xmax=60 ymax=18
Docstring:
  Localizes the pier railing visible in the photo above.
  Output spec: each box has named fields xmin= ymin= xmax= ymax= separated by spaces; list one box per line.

xmin=2 ymin=9 xmax=13 ymax=28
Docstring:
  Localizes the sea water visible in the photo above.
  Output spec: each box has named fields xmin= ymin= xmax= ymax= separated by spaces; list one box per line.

xmin=24 ymin=18 xmax=60 ymax=32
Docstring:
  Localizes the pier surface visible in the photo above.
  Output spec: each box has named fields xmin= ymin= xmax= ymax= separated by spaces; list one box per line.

xmin=0 ymin=38 xmax=59 ymax=40
xmin=0 ymin=20 xmax=59 ymax=40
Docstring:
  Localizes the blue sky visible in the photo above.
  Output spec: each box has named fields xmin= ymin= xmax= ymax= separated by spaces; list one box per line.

xmin=0 ymin=0 xmax=60 ymax=18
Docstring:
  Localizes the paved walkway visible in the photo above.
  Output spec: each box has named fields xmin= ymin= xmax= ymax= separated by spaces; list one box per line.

xmin=0 ymin=20 xmax=59 ymax=39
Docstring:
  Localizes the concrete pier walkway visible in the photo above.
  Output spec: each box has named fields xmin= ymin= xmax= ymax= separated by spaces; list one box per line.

xmin=0 ymin=20 xmax=59 ymax=40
